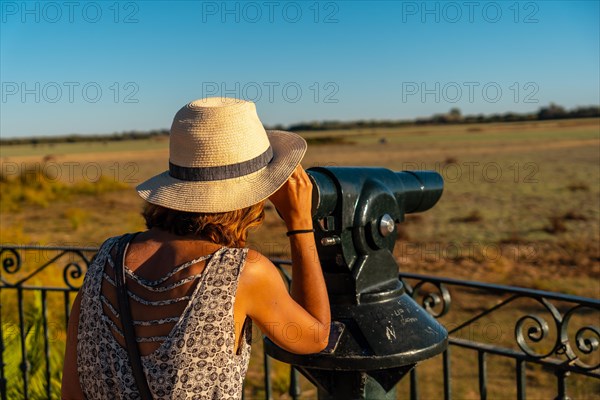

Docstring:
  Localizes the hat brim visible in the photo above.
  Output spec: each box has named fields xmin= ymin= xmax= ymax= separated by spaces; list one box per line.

xmin=136 ymin=130 xmax=307 ymax=213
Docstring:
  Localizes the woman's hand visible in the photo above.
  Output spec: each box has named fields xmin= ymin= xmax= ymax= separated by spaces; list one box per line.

xmin=240 ymin=165 xmax=330 ymax=354
xmin=269 ymin=165 xmax=313 ymax=230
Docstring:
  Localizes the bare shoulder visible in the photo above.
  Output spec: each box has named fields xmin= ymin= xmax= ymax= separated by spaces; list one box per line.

xmin=237 ymin=249 xmax=288 ymax=316
xmin=242 ymin=249 xmax=283 ymax=282
xmin=239 ymin=249 xmax=290 ymax=297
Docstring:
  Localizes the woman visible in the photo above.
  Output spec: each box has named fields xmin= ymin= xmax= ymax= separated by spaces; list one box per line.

xmin=62 ymin=97 xmax=331 ymax=399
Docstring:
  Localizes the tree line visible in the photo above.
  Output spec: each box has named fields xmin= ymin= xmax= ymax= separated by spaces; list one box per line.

xmin=1 ymin=104 xmax=598 ymax=146
xmin=283 ymin=104 xmax=599 ymax=131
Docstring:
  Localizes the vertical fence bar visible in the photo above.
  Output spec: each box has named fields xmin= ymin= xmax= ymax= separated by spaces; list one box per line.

xmin=41 ymin=290 xmax=51 ymax=400
xmin=555 ymin=370 xmax=570 ymax=400
xmin=478 ymin=351 xmax=487 ymax=400
xmin=443 ymin=348 xmax=451 ymax=400
xmin=263 ymin=351 xmax=272 ymax=400
xmin=17 ymin=288 xmax=29 ymax=399
xmin=516 ymin=359 xmax=526 ymax=400
xmin=0 ymin=286 xmax=6 ymax=400
xmin=410 ymin=367 xmax=418 ymax=400
xmin=289 ymin=367 xmax=301 ymax=399
xmin=63 ymin=291 xmax=71 ymax=328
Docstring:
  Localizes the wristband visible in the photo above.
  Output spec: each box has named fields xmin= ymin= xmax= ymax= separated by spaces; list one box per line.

xmin=286 ymin=229 xmax=315 ymax=237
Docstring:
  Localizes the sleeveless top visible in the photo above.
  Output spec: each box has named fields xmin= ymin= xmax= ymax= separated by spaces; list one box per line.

xmin=77 ymin=235 xmax=253 ymax=399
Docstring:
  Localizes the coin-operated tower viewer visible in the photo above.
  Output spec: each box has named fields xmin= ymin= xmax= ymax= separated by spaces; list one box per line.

xmin=265 ymin=166 xmax=448 ymax=400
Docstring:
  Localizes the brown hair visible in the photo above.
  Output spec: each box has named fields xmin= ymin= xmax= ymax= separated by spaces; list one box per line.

xmin=142 ymin=201 xmax=265 ymax=247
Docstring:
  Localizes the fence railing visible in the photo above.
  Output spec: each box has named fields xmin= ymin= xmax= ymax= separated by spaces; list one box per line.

xmin=1 ymin=245 xmax=598 ymax=399
xmin=399 ymin=273 xmax=599 ymax=400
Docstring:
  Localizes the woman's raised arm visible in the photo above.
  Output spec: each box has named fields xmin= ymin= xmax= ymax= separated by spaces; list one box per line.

xmin=238 ymin=165 xmax=331 ymax=353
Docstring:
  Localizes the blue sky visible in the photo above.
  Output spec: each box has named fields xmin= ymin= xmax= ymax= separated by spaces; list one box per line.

xmin=1 ymin=0 xmax=599 ymax=137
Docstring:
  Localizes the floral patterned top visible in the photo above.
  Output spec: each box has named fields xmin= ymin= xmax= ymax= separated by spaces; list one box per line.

xmin=77 ymin=235 xmax=252 ymax=399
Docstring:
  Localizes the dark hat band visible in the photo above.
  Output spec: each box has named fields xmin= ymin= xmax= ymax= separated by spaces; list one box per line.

xmin=169 ymin=146 xmax=273 ymax=182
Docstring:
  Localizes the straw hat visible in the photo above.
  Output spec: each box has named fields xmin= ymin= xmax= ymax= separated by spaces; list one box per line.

xmin=136 ymin=97 xmax=307 ymax=213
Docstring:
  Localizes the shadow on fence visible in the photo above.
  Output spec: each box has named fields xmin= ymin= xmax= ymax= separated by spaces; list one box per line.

xmin=1 ymin=245 xmax=598 ymax=399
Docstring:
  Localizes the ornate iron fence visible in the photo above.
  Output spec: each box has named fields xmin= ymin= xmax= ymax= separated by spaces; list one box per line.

xmin=399 ymin=273 xmax=599 ymax=400
xmin=1 ymin=245 xmax=598 ymax=399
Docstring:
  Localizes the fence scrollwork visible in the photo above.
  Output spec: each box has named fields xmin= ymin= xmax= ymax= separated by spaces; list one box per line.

xmin=0 ymin=248 xmax=22 ymax=278
xmin=399 ymin=272 xmax=600 ymax=379
xmin=560 ymin=305 xmax=600 ymax=370
xmin=63 ymin=261 xmax=86 ymax=290
xmin=0 ymin=246 xmax=94 ymax=288
xmin=405 ymin=280 xmax=451 ymax=319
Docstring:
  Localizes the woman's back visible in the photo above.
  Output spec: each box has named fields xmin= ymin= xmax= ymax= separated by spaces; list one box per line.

xmin=77 ymin=234 xmax=252 ymax=399
xmin=62 ymin=98 xmax=330 ymax=399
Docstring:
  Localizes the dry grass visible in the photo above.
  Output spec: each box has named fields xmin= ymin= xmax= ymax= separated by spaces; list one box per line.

xmin=1 ymin=118 xmax=599 ymax=398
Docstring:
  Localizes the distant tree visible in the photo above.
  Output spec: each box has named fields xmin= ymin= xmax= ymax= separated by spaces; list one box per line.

xmin=449 ymin=107 xmax=462 ymax=117
xmin=538 ymin=103 xmax=567 ymax=120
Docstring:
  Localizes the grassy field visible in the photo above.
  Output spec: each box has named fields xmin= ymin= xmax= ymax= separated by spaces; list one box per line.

xmin=1 ymin=118 xmax=599 ymax=398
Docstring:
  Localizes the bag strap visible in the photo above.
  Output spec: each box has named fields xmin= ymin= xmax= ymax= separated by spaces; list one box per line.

xmin=113 ymin=233 xmax=154 ymax=400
